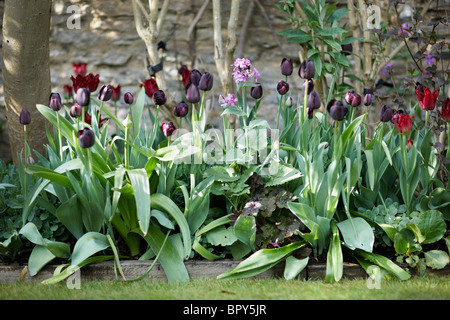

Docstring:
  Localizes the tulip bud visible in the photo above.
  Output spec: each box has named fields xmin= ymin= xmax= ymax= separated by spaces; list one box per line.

xmin=341 ymin=43 xmax=353 ymax=56
xmin=307 ymin=91 xmax=321 ymax=110
xmin=152 ymin=90 xmax=167 ymax=105
xmin=302 ymin=79 xmax=314 ymax=95
xmin=124 ymin=92 xmax=134 ymax=104
xmin=277 ymin=80 xmax=289 ymax=95
xmin=161 ymin=122 xmax=176 ymax=137
xmin=27 ymin=156 xmax=35 ymax=165
xmin=251 ymin=84 xmax=263 ymax=99
xmin=98 ymin=85 xmax=113 ymax=102
xmin=77 ymin=128 xmax=95 ymax=148
xmin=76 ymin=88 xmax=90 ymax=106
xmin=70 ymin=103 xmax=83 ymax=118
xmin=198 ymin=72 xmax=214 ymax=91
xmin=123 ymin=114 xmax=133 ymax=128
xmin=285 ymin=96 xmax=293 ymax=108
xmin=186 ymin=83 xmax=201 ymax=103
xmin=327 ymin=99 xmax=348 ymax=121
xmin=281 ymin=58 xmax=293 ymax=76
xmin=363 ymin=93 xmax=373 ymax=106
xmin=351 ymin=93 xmax=361 ymax=107
xmin=19 ymin=109 xmax=31 ymax=125
xmin=189 ymin=69 xmax=202 ymax=86
xmin=49 ymin=93 xmax=62 ymax=111
xmin=174 ymin=102 xmax=189 ymax=117
xmin=299 ymin=60 xmax=315 ymax=79
xmin=379 ymin=105 xmax=394 ymax=122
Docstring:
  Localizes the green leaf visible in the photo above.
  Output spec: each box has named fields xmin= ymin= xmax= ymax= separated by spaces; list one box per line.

xmin=265 ymin=164 xmax=302 ymax=187
xmin=233 ymin=215 xmax=256 ymax=249
xmin=325 ymin=221 xmax=343 ymax=282
xmin=56 ymin=195 xmax=84 ymax=239
xmin=284 ymin=256 xmax=309 ymax=280
xmin=131 ymin=226 xmax=189 ymax=283
xmin=356 ymin=250 xmax=411 ymax=280
xmin=127 ymin=168 xmax=151 ymax=235
xmin=417 ymin=210 xmax=446 ymax=244
xmin=150 ymin=193 xmax=191 ymax=259
xmin=337 ymin=217 xmax=374 ymax=252
xmin=425 ymin=250 xmax=449 ymax=269
xmin=70 ymin=232 xmax=110 ymax=266
xmin=132 ymin=87 xmax=146 ymax=139
xmin=316 ymin=27 xmax=347 ymax=37
xmin=217 ymin=241 xmax=307 ymax=280
xmin=205 ymin=226 xmax=237 ymax=246
xmin=28 ymin=245 xmax=56 ymax=277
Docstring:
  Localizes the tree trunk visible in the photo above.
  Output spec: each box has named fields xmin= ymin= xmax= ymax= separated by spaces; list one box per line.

xmin=2 ymin=0 xmax=52 ymax=167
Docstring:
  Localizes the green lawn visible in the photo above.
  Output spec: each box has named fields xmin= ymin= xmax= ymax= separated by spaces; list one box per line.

xmin=1 ymin=276 xmax=449 ymax=300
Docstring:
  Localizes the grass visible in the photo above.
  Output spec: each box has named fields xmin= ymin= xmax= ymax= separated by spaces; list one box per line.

xmin=1 ymin=276 xmax=449 ymax=300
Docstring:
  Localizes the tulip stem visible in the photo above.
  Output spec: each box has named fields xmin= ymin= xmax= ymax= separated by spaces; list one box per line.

xmin=56 ymin=112 xmax=63 ymax=161
xmin=124 ymin=125 xmax=129 ymax=169
xmin=302 ymin=81 xmax=308 ymax=123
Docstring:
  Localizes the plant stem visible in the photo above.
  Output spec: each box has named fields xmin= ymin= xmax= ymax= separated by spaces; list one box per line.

xmin=56 ymin=112 xmax=63 ymax=161
xmin=302 ymin=81 xmax=308 ymax=123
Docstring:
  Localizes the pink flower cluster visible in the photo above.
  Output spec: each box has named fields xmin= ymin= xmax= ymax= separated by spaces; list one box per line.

xmin=231 ymin=58 xmax=260 ymax=83
xmin=220 ymin=93 xmax=238 ymax=108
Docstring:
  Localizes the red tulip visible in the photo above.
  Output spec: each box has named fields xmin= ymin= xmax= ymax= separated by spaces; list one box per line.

xmin=111 ymin=85 xmax=121 ymax=101
xmin=73 ymin=63 xmax=87 ymax=77
xmin=393 ymin=113 xmax=414 ymax=134
xmin=438 ymin=98 xmax=450 ymax=122
xmin=415 ymin=87 xmax=438 ymax=111
xmin=141 ymin=78 xmax=159 ymax=98
xmin=84 ymin=110 xmax=108 ymax=129
xmin=71 ymin=73 xmax=100 ymax=93
xmin=178 ymin=65 xmax=191 ymax=88
xmin=161 ymin=122 xmax=176 ymax=137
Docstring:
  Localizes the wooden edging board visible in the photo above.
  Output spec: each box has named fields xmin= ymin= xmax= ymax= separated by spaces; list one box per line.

xmin=1 ymin=259 xmax=448 ymax=283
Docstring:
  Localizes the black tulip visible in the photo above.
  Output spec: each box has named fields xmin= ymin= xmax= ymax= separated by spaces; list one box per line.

xmin=98 ymin=85 xmax=113 ymax=101
xmin=277 ymin=80 xmax=289 ymax=95
xmin=152 ymin=90 xmax=167 ymax=105
xmin=363 ymin=93 xmax=373 ymax=106
xmin=281 ymin=58 xmax=293 ymax=76
xmin=307 ymin=91 xmax=321 ymax=110
xmin=77 ymin=128 xmax=95 ymax=148
xmin=299 ymin=60 xmax=315 ymax=79
xmin=49 ymin=93 xmax=62 ymax=111
xmin=70 ymin=103 xmax=83 ymax=118
xmin=161 ymin=122 xmax=176 ymax=137
xmin=198 ymin=72 xmax=214 ymax=91
xmin=76 ymin=88 xmax=90 ymax=106
xmin=379 ymin=105 xmax=394 ymax=122
xmin=189 ymin=69 xmax=202 ymax=86
xmin=251 ymin=84 xmax=263 ymax=99
xmin=186 ymin=83 xmax=201 ymax=103
xmin=302 ymin=79 xmax=315 ymax=95
xmin=327 ymin=99 xmax=348 ymax=121
xmin=174 ymin=102 xmax=189 ymax=117
xmin=19 ymin=109 xmax=31 ymax=125
xmin=124 ymin=92 xmax=134 ymax=104
xmin=341 ymin=43 xmax=353 ymax=56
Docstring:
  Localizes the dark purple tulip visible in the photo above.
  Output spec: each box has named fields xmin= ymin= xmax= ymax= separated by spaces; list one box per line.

xmin=363 ymin=93 xmax=373 ymax=106
xmin=341 ymin=43 xmax=353 ymax=56
xmin=299 ymin=60 xmax=315 ymax=79
xmin=281 ymin=58 xmax=293 ymax=76
xmin=186 ymin=83 xmax=201 ymax=103
xmin=19 ymin=109 xmax=31 ymax=125
xmin=98 ymin=85 xmax=113 ymax=102
xmin=307 ymin=91 xmax=321 ymax=110
xmin=327 ymin=99 xmax=348 ymax=121
xmin=277 ymin=80 xmax=289 ymax=95
xmin=174 ymin=102 xmax=189 ymax=117
xmin=379 ymin=105 xmax=394 ymax=122
xmin=251 ymin=84 xmax=263 ymax=99
xmin=189 ymin=69 xmax=202 ymax=86
xmin=161 ymin=122 xmax=176 ymax=137
xmin=70 ymin=103 xmax=83 ymax=118
xmin=307 ymin=107 xmax=314 ymax=119
xmin=124 ymin=92 xmax=134 ymax=104
xmin=49 ymin=93 xmax=62 ymax=111
xmin=198 ymin=72 xmax=214 ymax=91
xmin=344 ymin=90 xmax=361 ymax=107
xmin=76 ymin=88 xmax=90 ymax=106
xmin=77 ymin=128 xmax=95 ymax=148
xmin=152 ymin=90 xmax=167 ymax=105
xmin=351 ymin=93 xmax=361 ymax=107
xmin=302 ymin=79 xmax=314 ymax=95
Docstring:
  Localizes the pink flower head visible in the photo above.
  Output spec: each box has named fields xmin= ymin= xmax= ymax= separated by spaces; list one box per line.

xmin=220 ymin=93 xmax=238 ymax=108
xmin=232 ymin=58 xmax=259 ymax=83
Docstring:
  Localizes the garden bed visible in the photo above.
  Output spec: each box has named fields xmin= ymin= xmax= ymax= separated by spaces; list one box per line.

xmin=1 ymin=259 xmax=449 ymax=284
